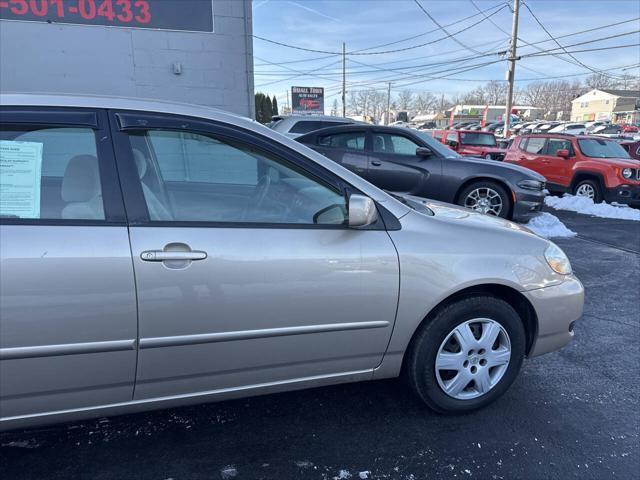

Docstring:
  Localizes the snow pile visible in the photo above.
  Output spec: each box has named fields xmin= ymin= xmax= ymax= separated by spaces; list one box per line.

xmin=526 ymin=212 xmax=577 ymax=238
xmin=545 ymin=195 xmax=640 ymax=221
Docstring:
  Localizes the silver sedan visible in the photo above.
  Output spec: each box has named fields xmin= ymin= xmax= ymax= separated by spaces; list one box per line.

xmin=0 ymin=94 xmax=583 ymax=430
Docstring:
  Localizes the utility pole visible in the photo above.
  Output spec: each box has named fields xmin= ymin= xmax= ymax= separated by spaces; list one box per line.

xmin=504 ymin=0 xmax=520 ymax=138
xmin=386 ymin=82 xmax=392 ymax=125
xmin=286 ymin=90 xmax=290 ymax=113
xmin=342 ymin=42 xmax=346 ymax=117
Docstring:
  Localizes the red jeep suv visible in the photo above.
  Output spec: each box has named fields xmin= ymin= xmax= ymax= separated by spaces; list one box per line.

xmin=433 ymin=129 xmax=506 ymax=160
xmin=504 ymin=133 xmax=640 ymax=206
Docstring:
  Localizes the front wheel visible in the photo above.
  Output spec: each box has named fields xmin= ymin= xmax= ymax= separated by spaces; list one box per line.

xmin=458 ymin=181 xmax=511 ymax=219
xmin=573 ymin=179 xmax=603 ymax=203
xmin=405 ymin=296 xmax=526 ymax=413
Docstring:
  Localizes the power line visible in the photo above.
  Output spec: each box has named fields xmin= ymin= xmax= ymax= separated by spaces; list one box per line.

xmin=468 ymin=0 xmax=565 ymax=77
xmin=255 ymin=31 xmax=637 ymax=79
xmin=412 ymin=0 xmax=485 ymax=55
xmin=254 ymin=17 xmax=640 ymax=73
xmin=522 ymin=43 xmax=640 ymax=59
xmin=521 ymin=1 xmax=627 ymax=79
xmin=349 ymin=1 xmax=506 ymax=53
xmin=254 ymin=58 xmax=343 ymax=88
xmin=254 ymin=54 xmax=338 ymax=67
xmin=252 ymin=4 xmax=509 ymax=56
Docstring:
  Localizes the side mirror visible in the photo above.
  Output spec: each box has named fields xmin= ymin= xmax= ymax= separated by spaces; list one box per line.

xmin=447 ymin=140 xmax=459 ymax=149
xmin=556 ymin=149 xmax=570 ymax=158
xmin=348 ymin=194 xmax=378 ymax=227
xmin=416 ymin=147 xmax=432 ymax=157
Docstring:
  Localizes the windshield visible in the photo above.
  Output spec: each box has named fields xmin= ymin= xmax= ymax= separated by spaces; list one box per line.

xmin=459 ymin=132 xmax=497 ymax=146
xmin=414 ymin=131 xmax=463 ymax=158
xmin=577 ymin=138 xmax=630 ymax=158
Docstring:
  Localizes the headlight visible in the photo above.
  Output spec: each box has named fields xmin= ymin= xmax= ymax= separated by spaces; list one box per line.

xmin=621 ymin=168 xmax=633 ymax=179
xmin=518 ymin=179 xmax=544 ymax=191
xmin=544 ymin=242 xmax=572 ymax=275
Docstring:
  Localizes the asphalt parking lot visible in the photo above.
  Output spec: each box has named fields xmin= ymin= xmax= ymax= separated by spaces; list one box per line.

xmin=1 ymin=208 xmax=638 ymax=480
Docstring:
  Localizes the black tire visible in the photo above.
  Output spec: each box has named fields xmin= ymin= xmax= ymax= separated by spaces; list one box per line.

xmin=573 ymin=179 xmax=603 ymax=203
xmin=405 ymin=295 xmax=526 ymax=414
xmin=457 ymin=181 xmax=512 ymax=219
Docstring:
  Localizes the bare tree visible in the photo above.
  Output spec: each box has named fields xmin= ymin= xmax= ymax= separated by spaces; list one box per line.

xmin=585 ymin=73 xmax=614 ymax=90
xmin=396 ymin=89 xmax=414 ymax=110
xmin=347 ymin=91 xmax=360 ymax=115
xmin=369 ymin=90 xmax=387 ymax=122
xmin=520 ymin=81 xmax=547 ymax=108
xmin=484 ymin=81 xmax=508 ymax=105
xmin=614 ymin=74 xmax=640 ymax=90
xmin=413 ymin=92 xmax=437 ymax=113
xmin=331 ymin=99 xmax=339 ymax=116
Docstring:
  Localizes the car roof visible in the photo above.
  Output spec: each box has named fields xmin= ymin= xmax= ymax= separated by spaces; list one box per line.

xmin=1 ymin=92 xmax=251 ymax=126
xmin=295 ymin=123 xmax=419 ymax=142
xmin=519 ymin=132 xmax=612 ymax=140
xmin=456 ymin=129 xmax=494 ymax=134
xmin=273 ymin=115 xmax=353 ymax=121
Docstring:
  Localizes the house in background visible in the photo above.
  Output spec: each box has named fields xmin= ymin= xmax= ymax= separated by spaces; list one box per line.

xmin=571 ymin=89 xmax=640 ymax=124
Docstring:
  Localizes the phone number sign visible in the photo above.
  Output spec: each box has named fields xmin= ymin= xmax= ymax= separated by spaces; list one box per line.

xmin=0 ymin=0 xmax=214 ymax=32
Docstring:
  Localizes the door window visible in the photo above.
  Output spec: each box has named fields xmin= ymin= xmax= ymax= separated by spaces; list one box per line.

xmin=524 ymin=137 xmax=546 ymax=154
xmin=372 ymin=133 xmax=420 ymax=155
xmin=0 ymin=126 xmax=104 ymax=220
xmin=318 ymin=132 xmax=366 ymax=150
xmin=544 ymin=138 xmax=574 ymax=156
xmin=445 ymin=132 xmax=458 ymax=146
xmin=130 ymin=130 xmax=347 ymax=225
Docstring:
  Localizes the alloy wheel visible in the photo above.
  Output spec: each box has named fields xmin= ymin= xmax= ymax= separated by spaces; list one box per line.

xmin=435 ymin=319 xmax=511 ymax=400
xmin=464 ymin=187 xmax=503 ymax=216
xmin=575 ymin=183 xmax=595 ymax=199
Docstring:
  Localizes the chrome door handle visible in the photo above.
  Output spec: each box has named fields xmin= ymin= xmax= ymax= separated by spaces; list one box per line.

xmin=371 ymin=160 xmax=382 ymax=166
xmin=141 ymin=250 xmax=207 ymax=261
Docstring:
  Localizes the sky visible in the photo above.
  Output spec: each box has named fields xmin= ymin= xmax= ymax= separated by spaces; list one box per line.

xmin=251 ymin=0 xmax=640 ymax=109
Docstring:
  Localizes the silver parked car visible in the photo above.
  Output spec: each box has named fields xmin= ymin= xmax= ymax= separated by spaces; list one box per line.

xmin=268 ymin=114 xmax=357 ymax=138
xmin=0 ymin=94 xmax=584 ymax=431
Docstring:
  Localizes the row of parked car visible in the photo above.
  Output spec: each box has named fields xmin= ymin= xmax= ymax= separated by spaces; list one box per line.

xmin=445 ymin=119 xmax=639 ymax=138
xmin=269 ymin=114 xmax=640 ymax=212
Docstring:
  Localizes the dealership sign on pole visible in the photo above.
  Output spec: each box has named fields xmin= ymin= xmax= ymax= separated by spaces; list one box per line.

xmin=291 ymin=87 xmax=324 ymax=115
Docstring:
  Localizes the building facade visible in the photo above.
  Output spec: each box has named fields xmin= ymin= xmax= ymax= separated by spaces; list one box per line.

xmin=571 ymin=89 xmax=640 ymax=123
xmin=0 ymin=0 xmax=254 ymax=118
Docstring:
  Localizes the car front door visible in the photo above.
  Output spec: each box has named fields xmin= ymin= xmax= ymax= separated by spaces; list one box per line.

xmin=367 ymin=131 xmax=442 ymax=196
xmin=540 ymin=137 xmax=575 ymax=186
xmin=0 ymin=108 xmax=137 ymax=424
xmin=313 ymin=130 xmax=369 ymax=177
xmin=110 ymin=111 xmax=400 ymax=400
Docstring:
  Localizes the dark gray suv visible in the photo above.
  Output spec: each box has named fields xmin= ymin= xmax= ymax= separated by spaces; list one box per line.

xmin=296 ymin=125 xmax=546 ymax=222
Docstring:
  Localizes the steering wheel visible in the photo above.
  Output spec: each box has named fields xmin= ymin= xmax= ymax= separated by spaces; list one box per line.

xmin=242 ymin=174 xmax=271 ymax=220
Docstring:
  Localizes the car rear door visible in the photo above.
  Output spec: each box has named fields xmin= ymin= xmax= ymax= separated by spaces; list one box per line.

xmin=310 ymin=129 xmax=369 ymax=177
xmin=109 ymin=111 xmax=399 ymax=400
xmin=0 ymin=108 xmax=137 ymax=423
xmin=367 ymin=131 xmax=441 ymax=195
xmin=512 ymin=136 xmax=547 ymax=175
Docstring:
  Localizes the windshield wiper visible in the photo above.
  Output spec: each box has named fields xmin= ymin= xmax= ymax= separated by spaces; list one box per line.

xmin=384 ymin=190 xmax=417 ymax=210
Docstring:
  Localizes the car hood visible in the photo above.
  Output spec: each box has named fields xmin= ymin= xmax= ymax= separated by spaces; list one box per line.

xmin=460 ymin=145 xmax=504 ymax=153
xmin=454 ymin=155 xmax=546 ymax=181
xmin=591 ymin=157 xmax=640 ymax=168
xmin=398 ymin=194 xmax=536 ymax=235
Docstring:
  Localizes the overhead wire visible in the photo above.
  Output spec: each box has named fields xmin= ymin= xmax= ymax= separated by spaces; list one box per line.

xmin=521 ymin=1 xmax=629 ymax=79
